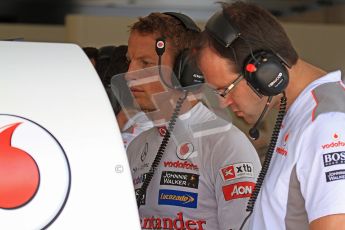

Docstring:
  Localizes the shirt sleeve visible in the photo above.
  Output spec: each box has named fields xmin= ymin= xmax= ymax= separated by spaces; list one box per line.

xmin=203 ymin=125 xmax=261 ymax=230
xmin=297 ymin=113 xmax=345 ymax=223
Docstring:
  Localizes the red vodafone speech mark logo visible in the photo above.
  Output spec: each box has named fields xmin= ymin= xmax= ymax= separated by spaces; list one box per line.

xmin=156 ymin=40 xmax=165 ymax=49
xmin=0 ymin=114 xmax=70 ymax=229
xmin=0 ymin=122 xmax=40 ymax=209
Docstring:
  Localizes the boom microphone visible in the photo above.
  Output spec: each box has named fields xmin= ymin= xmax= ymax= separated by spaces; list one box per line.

xmin=249 ymin=96 xmax=273 ymax=140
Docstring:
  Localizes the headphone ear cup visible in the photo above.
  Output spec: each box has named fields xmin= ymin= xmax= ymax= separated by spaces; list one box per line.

xmin=96 ymin=46 xmax=117 ymax=85
xmin=243 ymin=51 xmax=289 ymax=96
xmin=173 ymin=49 xmax=204 ymax=90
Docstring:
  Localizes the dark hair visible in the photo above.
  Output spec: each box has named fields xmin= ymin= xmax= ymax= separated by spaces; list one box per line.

xmin=82 ymin=45 xmax=129 ymax=115
xmin=96 ymin=45 xmax=129 ymax=87
xmin=130 ymin=12 xmax=200 ymax=58
xmin=82 ymin=47 xmax=99 ymax=60
xmin=198 ymin=1 xmax=298 ymax=72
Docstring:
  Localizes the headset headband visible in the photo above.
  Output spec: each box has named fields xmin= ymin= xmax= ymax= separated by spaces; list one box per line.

xmin=163 ymin=12 xmax=201 ymax=33
xmin=205 ymin=11 xmax=240 ymax=48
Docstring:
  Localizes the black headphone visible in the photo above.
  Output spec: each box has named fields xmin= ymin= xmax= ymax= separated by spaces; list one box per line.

xmin=96 ymin=45 xmax=130 ymax=115
xmin=96 ymin=45 xmax=118 ymax=85
xmin=205 ymin=10 xmax=289 ymax=97
xmin=157 ymin=12 xmax=204 ymax=89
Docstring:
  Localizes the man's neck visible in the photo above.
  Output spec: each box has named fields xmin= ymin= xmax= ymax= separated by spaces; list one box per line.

xmin=284 ymin=59 xmax=327 ymax=110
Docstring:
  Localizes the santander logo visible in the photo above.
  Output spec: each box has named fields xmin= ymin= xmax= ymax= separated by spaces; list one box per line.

xmin=322 ymin=133 xmax=345 ymax=149
xmin=0 ymin=115 xmax=71 ymax=229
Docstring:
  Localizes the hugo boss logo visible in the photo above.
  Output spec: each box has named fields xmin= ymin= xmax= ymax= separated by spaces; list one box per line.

xmin=323 ymin=151 xmax=345 ymax=167
xmin=0 ymin=114 xmax=70 ymax=229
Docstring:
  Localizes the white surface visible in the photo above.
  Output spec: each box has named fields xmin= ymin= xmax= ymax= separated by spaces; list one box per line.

xmin=0 ymin=41 xmax=140 ymax=229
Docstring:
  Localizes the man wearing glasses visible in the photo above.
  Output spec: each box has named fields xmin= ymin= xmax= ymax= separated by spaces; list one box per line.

xmin=196 ymin=1 xmax=345 ymax=229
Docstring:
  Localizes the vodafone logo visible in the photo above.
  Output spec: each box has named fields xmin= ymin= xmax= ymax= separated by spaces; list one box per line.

xmin=322 ymin=133 xmax=345 ymax=149
xmin=333 ymin=133 xmax=340 ymax=141
xmin=0 ymin=123 xmax=40 ymax=209
xmin=157 ymin=126 xmax=167 ymax=137
xmin=222 ymin=182 xmax=255 ymax=201
xmin=0 ymin=115 xmax=70 ymax=229
xmin=163 ymin=160 xmax=199 ymax=171
xmin=176 ymin=142 xmax=194 ymax=160
xmin=156 ymin=40 xmax=165 ymax=49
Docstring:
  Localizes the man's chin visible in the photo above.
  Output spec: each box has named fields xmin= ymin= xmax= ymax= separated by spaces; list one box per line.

xmin=235 ymin=113 xmax=256 ymax=125
xmin=138 ymin=104 xmax=161 ymax=114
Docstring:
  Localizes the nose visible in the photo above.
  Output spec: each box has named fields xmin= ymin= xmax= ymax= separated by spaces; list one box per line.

xmin=127 ymin=61 xmax=139 ymax=72
xmin=219 ymin=95 xmax=234 ymax=109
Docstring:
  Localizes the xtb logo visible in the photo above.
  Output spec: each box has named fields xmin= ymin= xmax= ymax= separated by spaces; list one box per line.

xmin=220 ymin=163 xmax=254 ymax=182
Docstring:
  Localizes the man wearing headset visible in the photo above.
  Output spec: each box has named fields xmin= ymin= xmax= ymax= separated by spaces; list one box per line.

xmin=196 ymin=1 xmax=345 ymax=229
xmin=122 ymin=12 xmax=261 ymax=230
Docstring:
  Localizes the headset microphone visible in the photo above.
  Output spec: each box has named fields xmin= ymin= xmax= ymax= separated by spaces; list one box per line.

xmin=249 ymin=96 xmax=272 ymax=140
xmin=249 ymin=127 xmax=259 ymax=141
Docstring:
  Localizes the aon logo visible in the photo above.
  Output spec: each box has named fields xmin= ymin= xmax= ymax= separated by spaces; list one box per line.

xmin=222 ymin=182 xmax=255 ymax=201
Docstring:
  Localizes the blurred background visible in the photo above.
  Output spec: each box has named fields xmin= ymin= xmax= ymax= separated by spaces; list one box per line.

xmin=1 ymin=0 xmax=345 ymax=73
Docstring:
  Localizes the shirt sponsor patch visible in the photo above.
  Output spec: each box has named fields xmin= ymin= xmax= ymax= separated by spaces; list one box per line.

xmin=325 ymin=169 xmax=345 ymax=182
xmin=140 ymin=143 xmax=148 ymax=162
xmin=163 ymin=160 xmax=199 ymax=171
xmin=222 ymin=182 xmax=255 ymax=201
xmin=135 ymin=188 xmax=146 ymax=205
xmin=158 ymin=189 xmax=198 ymax=208
xmin=157 ymin=126 xmax=167 ymax=137
xmin=132 ymin=162 xmax=149 ymax=173
xmin=276 ymin=146 xmax=288 ymax=156
xmin=140 ymin=212 xmax=206 ymax=230
xmin=160 ymin=171 xmax=199 ymax=189
xmin=176 ymin=142 xmax=194 ymax=160
xmin=133 ymin=173 xmax=147 ymax=186
xmin=321 ymin=133 xmax=345 ymax=149
xmin=323 ymin=151 xmax=345 ymax=167
xmin=219 ymin=163 xmax=254 ymax=181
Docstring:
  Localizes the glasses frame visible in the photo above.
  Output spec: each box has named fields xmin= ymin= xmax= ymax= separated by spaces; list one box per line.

xmin=215 ymin=74 xmax=244 ymax=98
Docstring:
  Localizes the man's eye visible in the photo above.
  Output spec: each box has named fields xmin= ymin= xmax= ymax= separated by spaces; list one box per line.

xmin=141 ymin=60 xmax=154 ymax=67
